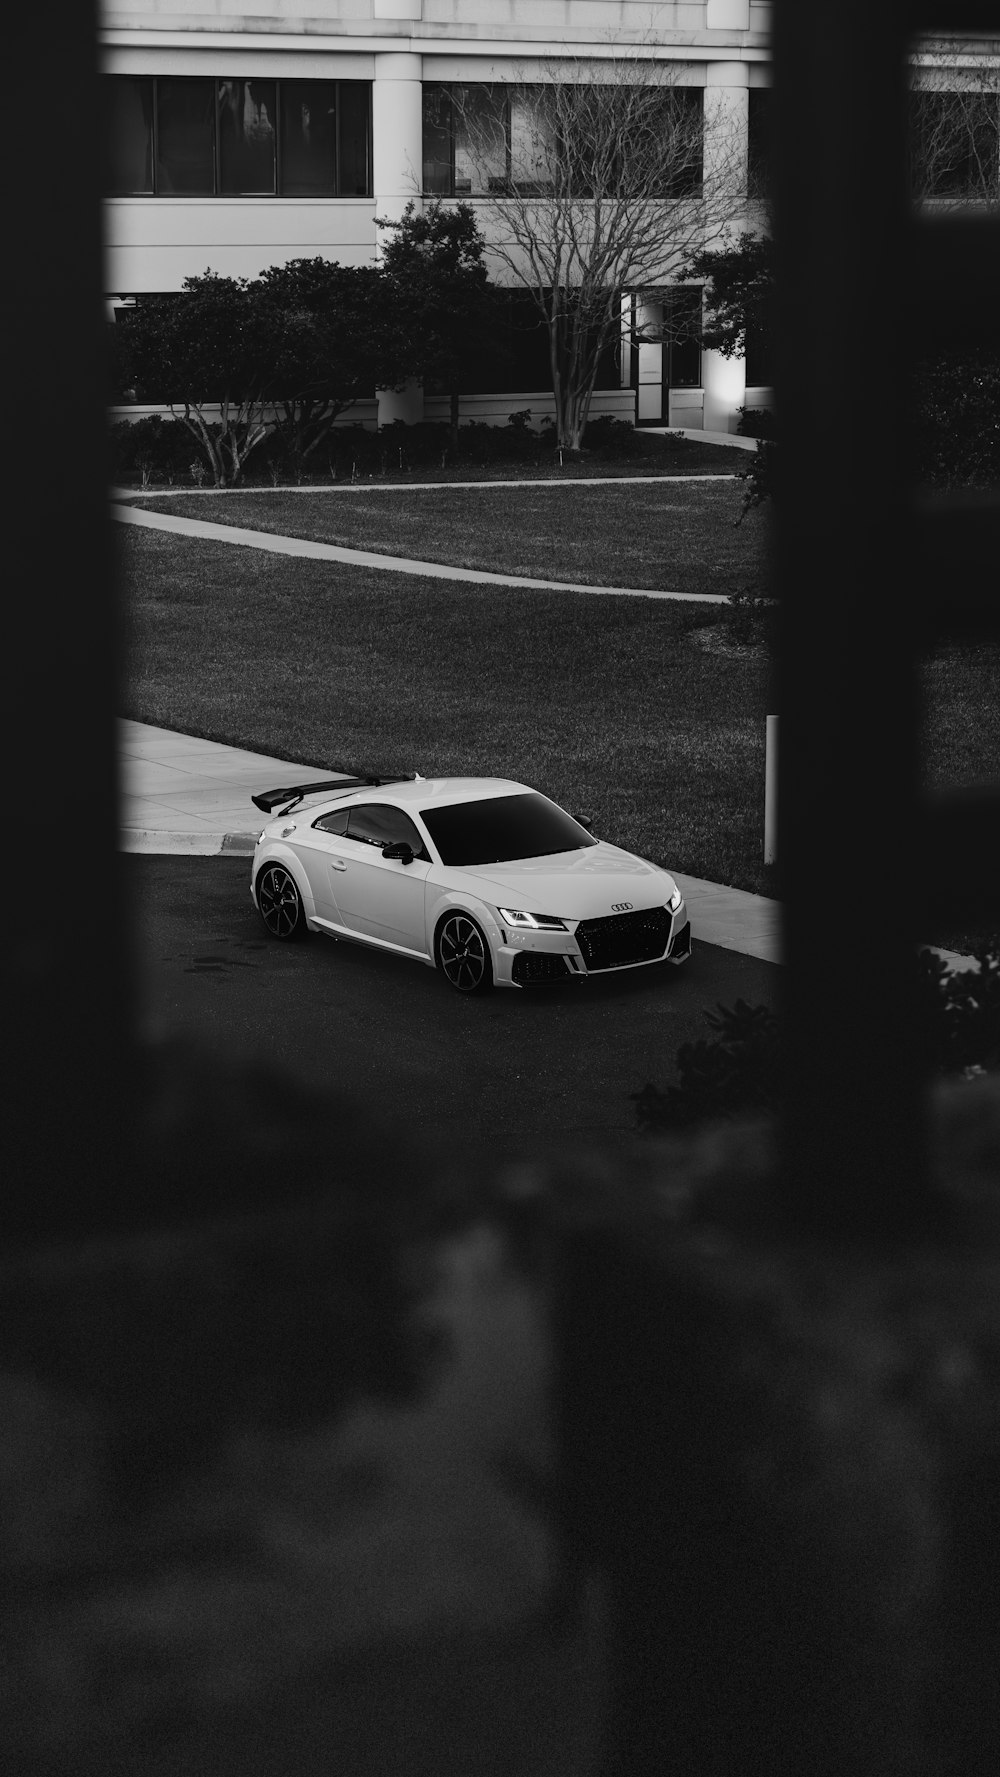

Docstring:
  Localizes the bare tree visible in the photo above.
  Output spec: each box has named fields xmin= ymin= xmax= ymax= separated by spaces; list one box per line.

xmin=444 ymin=63 xmax=747 ymax=449
xmin=909 ymin=51 xmax=1000 ymax=209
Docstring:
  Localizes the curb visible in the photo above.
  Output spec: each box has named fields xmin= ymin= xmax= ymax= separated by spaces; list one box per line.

xmin=122 ymin=830 xmax=259 ymax=857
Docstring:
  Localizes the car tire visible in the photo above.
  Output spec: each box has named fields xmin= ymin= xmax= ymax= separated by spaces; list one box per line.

xmin=436 ymin=911 xmax=493 ymax=995
xmin=256 ymin=862 xmax=308 ymax=941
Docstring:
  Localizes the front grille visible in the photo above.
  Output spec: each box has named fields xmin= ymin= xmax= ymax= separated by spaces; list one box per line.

xmin=574 ymin=907 xmax=673 ymax=972
xmin=512 ymin=951 xmax=572 ymax=986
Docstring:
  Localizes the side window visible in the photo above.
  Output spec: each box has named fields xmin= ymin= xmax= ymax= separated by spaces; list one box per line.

xmin=313 ymin=806 xmax=350 ymax=835
xmin=347 ymin=804 xmax=427 ymax=856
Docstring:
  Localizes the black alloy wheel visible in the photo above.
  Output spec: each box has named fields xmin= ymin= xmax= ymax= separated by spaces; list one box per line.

xmin=256 ymin=863 xmax=306 ymax=940
xmin=437 ymin=912 xmax=493 ymax=994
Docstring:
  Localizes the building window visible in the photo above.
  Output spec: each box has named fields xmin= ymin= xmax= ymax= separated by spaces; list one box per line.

xmin=279 ymin=81 xmax=336 ymax=196
xmin=156 ymin=79 xmax=216 ymax=194
xmin=460 ymin=291 xmax=619 ymax=396
xmin=663 ymin=287 xmax=703 ymax=388
xmin=422 ymin=83 xmax=702 ymax=199
xmin=744 ymin=321 xmax=773 ymax=388
xmin=218 ymin=79 xmax=276 ymax=196
xmin=107 ymin=77 xmax=154 ymax=195
xmin=747 ymin=88 xmax=772 ymax=199
xmin=105 ymin=76 xmax=372 ymax=197
xmin=909 ymin=88 xmax=1000 ymax=201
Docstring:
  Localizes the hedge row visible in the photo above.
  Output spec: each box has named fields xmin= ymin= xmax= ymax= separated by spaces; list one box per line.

xmin=108 ymin=411 xmax=648 ymax=486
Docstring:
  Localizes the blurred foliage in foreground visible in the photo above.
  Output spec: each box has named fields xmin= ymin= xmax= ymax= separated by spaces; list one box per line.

xmin=634 ymin=943 xmax=1000 ymax=1132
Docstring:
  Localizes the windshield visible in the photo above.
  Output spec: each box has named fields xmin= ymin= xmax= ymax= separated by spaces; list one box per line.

xmin=420 ymin=792 xmax=597 ymax=867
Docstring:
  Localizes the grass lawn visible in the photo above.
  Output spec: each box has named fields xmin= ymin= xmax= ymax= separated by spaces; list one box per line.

xmin=119 ymin=508 xmax=999 ymax=941
xmin=126 ymin=480 xmax=759 ymax=599
xmin=120 ymin=525 xmax=777 ymax=893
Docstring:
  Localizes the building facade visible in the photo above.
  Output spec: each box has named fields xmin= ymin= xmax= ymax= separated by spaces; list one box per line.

xmin=102 ymin=1 xmax=775 ymax=432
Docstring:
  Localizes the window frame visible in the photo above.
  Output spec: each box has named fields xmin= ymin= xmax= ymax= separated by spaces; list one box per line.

xmin=663 ymin=286 xmax=704 ymax=391
xmin=747 ymin=87 xmax=773 ymax=201
xmin=311 ymin=806 xmax=351 ymax=836
xmin=422 ymin=81 xmax=703 ymax=201
xmin=344 ymin=804 xmax=430 ymax=858
xmin=106 ymin=75 xmax=372 ymax=199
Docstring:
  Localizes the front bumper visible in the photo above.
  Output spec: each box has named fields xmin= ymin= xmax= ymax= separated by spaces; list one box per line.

xmin=495 ymin=902 xmax=692 ymax=987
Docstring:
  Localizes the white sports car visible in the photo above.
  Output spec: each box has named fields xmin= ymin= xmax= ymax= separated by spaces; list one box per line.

xmin=250 ymin=771 xmax=691 ymax=994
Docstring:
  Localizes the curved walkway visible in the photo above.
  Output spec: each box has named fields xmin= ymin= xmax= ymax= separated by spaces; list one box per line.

xmin=111 ymin=498 xmax=730 ymax=604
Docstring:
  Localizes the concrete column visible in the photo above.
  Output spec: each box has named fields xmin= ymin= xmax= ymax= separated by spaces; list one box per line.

xmin=702 ymin=347 xmax=746 ymax=434
xmin=702 ymin=62 xmax=750 ymax=431
xmin=372 ymin=51 xmax=424 ymax=425
xmin=703 ymin=60 xmax=750 ymax=202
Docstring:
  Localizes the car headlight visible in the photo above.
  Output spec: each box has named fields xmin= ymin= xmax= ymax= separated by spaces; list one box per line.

xmin=667 ymin=886 xmax=683 ymax=913
xmin=497 ymin=908 xmax=568 ymax=931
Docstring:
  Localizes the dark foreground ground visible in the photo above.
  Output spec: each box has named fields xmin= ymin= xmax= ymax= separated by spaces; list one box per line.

xmin=129 ymin=854 xmax=781 ymax=1175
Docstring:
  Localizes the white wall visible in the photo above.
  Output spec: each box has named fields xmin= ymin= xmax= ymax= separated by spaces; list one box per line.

xmin=101 ymin=3 xmax=763 ymax=42
xmin=106 ymin=202 xmax=377 ymax=294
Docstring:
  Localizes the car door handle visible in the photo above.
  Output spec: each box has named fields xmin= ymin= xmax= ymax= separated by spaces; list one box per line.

xmin=331 ymin=860 xmax=347 ymax=872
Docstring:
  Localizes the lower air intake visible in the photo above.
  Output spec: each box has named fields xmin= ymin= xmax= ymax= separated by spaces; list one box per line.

xmin=670 ymin=920 xmax=692 ymax=959
xmin=512 ymin=951 xmax=572 ymax=986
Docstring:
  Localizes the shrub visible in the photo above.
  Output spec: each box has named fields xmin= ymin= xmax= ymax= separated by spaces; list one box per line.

xmin=911 ymin=351 xmax=1000 ymax=490
xmin=634 ymin=943 xmax=1000 ymax=1133
xmin=736 ymin=405 xmax=776 ymax=439
xmin=108 ymin=415 xmax=196 ymax=487
xmin=735 ymin=436 xmax=775 ymax=523
xmin=110 ymin=410 xmax=685 ymax=484
xmin=633 ymin=999 xmax=781 ymax=1132
xmin=915 ymin=941 xmax=1000 ymax=1075
xmin=724 ymin=586 xmax=778 ymax=648
xmin=581 ymin=414 xmax=645 ymax=455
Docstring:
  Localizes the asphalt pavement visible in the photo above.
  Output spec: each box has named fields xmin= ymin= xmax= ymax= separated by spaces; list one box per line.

xmin=131 ymin=852 xmax=781 ymax=1169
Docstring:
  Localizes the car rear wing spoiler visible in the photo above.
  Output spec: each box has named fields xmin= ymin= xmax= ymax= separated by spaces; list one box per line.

xmin=251 ymin=773 xmax=412 ymax=815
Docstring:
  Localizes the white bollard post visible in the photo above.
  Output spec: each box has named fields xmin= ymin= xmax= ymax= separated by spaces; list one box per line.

xmin=764 ymin=714 xmax=779 ymax=864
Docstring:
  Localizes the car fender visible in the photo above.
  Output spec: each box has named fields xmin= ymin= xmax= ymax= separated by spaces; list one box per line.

xmin=426 ymin=883 xmax=506 ymax=951
xmin=252 ymin=841 xmax=321 ymax=924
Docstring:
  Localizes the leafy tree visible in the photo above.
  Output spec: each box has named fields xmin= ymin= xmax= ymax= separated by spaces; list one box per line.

xmin=684 ymin=230 xmax=775 ymax=365
xmin=117 ymin=260 xmax=420 ymax=484
xmin=255 ymin=258 xmax=408 ymax=470
xmin=683 ymin=232 xmax=777 ymax=521
xmin=116 ymin=273 xmax=275 ymax=487
xmin=376 ymin=201 xmax=497 ymax=440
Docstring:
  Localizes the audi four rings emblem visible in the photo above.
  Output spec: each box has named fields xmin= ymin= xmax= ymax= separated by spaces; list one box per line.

xmin=610 ymin=902 xmax=633 ymax=912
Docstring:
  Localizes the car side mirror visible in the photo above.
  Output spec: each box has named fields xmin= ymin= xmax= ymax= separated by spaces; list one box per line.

xmin=575 ymin=814 xmax=593 ymax=832
xmin=382 ymin=841 xmax=414 ymax=865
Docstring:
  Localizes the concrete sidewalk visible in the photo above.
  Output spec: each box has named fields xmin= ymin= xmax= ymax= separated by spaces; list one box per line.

xmin=112 ymin=502 xmax=729 ymax=604
xmin=119 ymin=719 xmax=784 ymax=965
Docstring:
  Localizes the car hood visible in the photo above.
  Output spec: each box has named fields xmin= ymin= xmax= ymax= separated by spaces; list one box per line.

xmin=450 ymin=843 xmax=678 ymax=920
